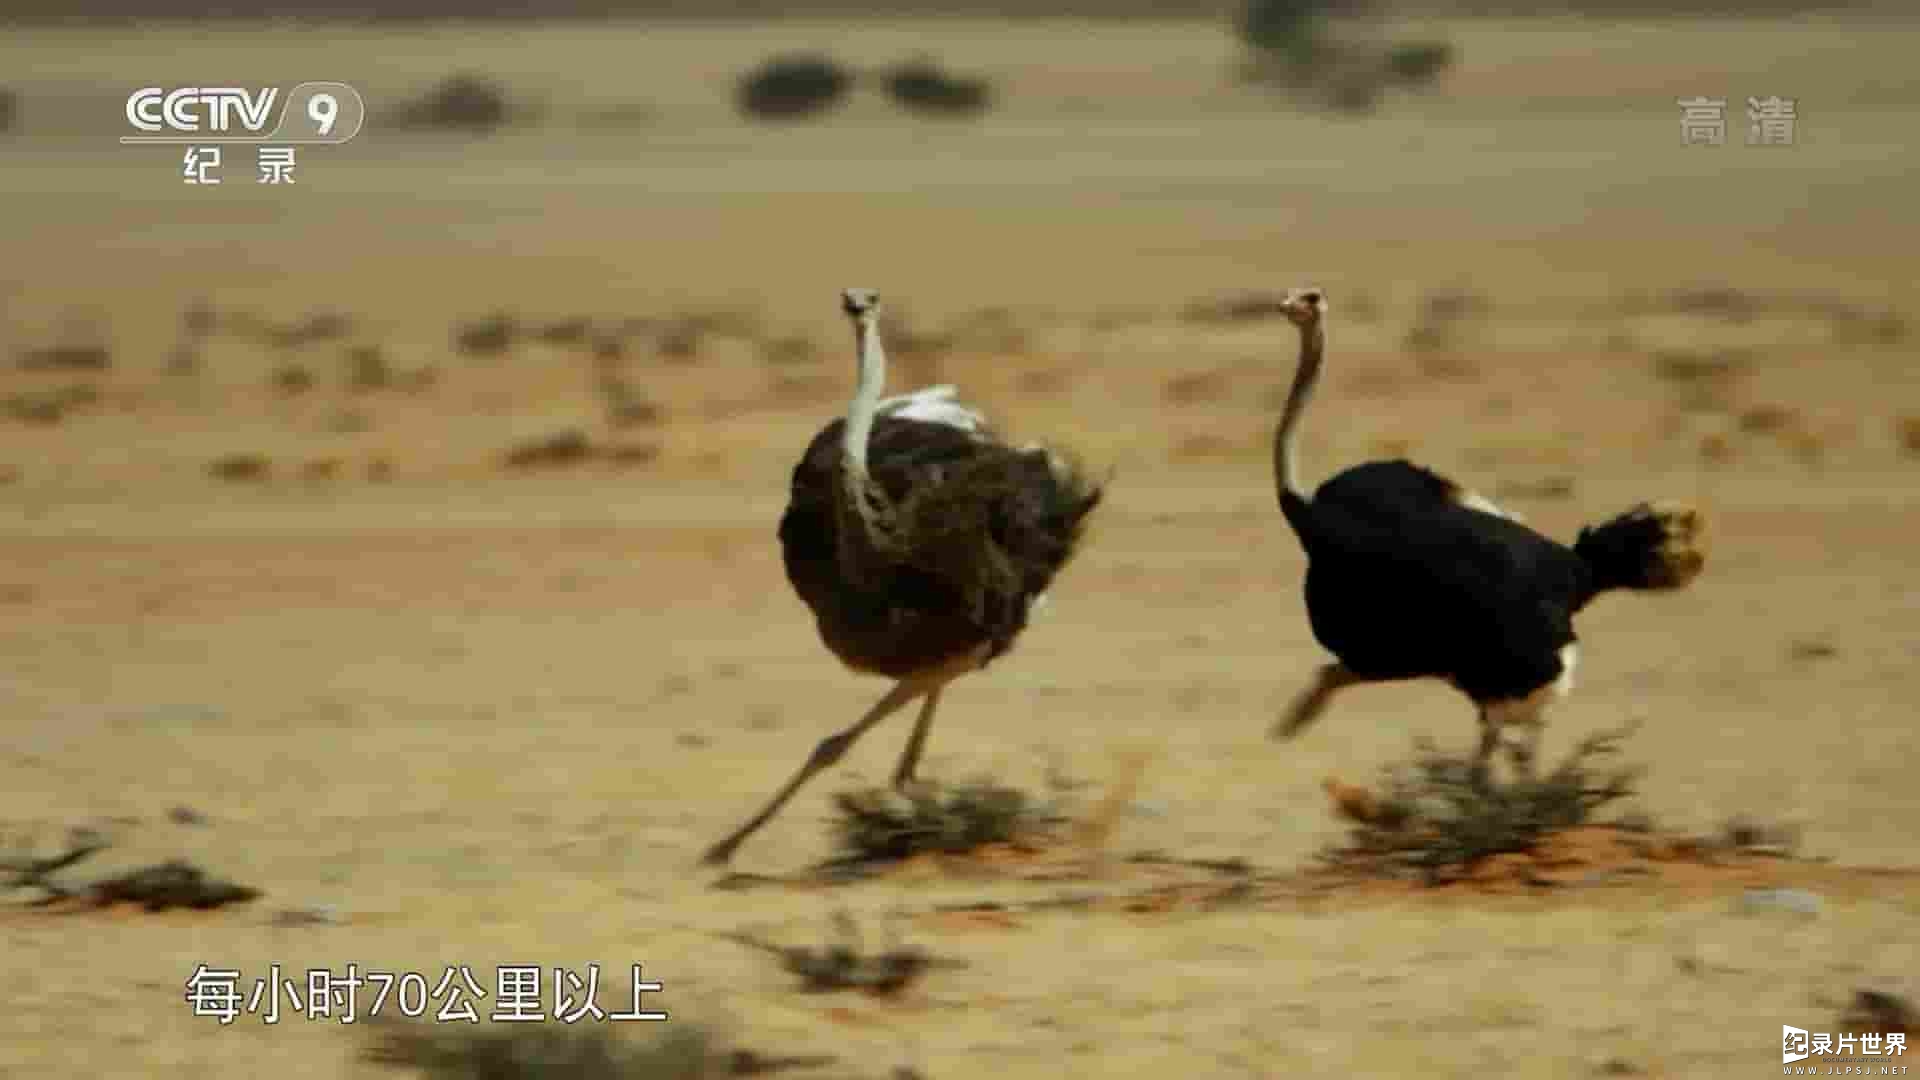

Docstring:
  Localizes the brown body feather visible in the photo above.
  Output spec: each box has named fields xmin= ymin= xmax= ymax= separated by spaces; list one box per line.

xmin=779 ymin=415 xmax=1103 ymax=681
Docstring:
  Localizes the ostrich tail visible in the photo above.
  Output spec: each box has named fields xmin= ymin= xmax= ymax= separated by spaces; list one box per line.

xmin=1573 ymin=499 xmax=1706 ymax=594
xmin=1031 ymin=443 xmax=1106 ymax=545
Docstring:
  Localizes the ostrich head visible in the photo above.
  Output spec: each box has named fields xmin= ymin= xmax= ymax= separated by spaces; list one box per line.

xmin=841 ymin=287 xmax=881 ymax=320
xmin=1279 ymin=287 xmax=1327 ymax=328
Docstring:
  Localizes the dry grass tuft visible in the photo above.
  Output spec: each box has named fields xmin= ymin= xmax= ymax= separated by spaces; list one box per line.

xmin=454 ymin=312 xmax=517 ymax=357
xmin=361 ymin=1014 xmax=836 ymax=1079
xmin=1318 ymin=722 xmax=1646 ymax=883
xmin=534 ymin=317 xmax=594 ymax=347
xmin=605 ymin=443 xmax=663 ymax=468
xmin=347 ymin=345 xmax=392 ymax=391
xmin=272 ymin=363 xmax=316 ymax=396
xmin=599 ymin=372 xmax=663 ymax=429
xmin=881 ymin=54 xmax=993 ymax=118
xmin=208 ymin=453 xmax=272 ymax=483
xmin=736 ymin=53 xmax=854 ymax=123
xmin=1652 ymin=348 xmax=1751 ymax=412
xmin=1895 ymin=414 xmax=1920 ymax=458
xmin=1736 ymin=402 xmax=1798 ymax=435
xmin=711 ymin=910 xmax=966 ymax=998
xmin=4 ymin=384 xmax=99 ymax=425
xmin=827 ymin=777 xmax=1063 ymax=867
xmin=1698 ymin=432 xmax=1737 ymax=465
xmin=502 ymin=430 xmax=595 ymax=470
xmin=17 ymin=342 xmax=111 ymax=372
xmin=386 ymin=72 xmax=520 ymax=134
xmin=5 ymin=835 xmax=261 ymax=912
xmin=1836 ymin=989 xmax=1916 ymax=1038
xmin=300 ymin=458 xmax=343 ymax=484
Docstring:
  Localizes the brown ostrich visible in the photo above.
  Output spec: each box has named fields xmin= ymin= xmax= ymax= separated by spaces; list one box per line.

xmin=700 ymin=288 xmax=1105 ymax=866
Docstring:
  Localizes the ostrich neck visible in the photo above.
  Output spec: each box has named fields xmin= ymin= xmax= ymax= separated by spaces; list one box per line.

xmin=1273 ymin=320 xmax=1326 ymax=504
xmin=835 ymin=317 xmax=893 ymax=567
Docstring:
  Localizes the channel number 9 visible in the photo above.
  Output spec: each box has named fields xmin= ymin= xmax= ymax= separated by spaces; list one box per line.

xmin=309 ymin=93 xmax=339 ymax=137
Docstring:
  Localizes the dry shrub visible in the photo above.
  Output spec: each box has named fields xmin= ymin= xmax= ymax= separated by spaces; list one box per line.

xmin=593 ymin=335 xmax=627 ymax=369
xmin=827 ymin=777 xmax=1061 ymax=867
xmin=502 ymin=430 xmax=594 ymax=469
xmin=301 ymin=458 xmax=342 ymax=483
xmin=1826 ymin=306 xmax=1908 ymax=346
xmin=388 ymin=72 xmax=520 ymax=134
xmin=534 ymin=317 xmax=594 ymax=347
xmin=714 ymin=911 xmax=963 ymax=998
xmin=1895 ymin=415 xmax=1920 ymax=457
xmin=1837 ymin=989 xmax=1916 ymax=1038
xmin=1784 ymin=428 xmax=1827 ymax=465
xmin=361 ymin=1016 xmax=832 ymax=1080
xmin=1657 ymin=284 xmax=1762 ymax=322
xmin=1652 ymin=348 xmax=1747 ymax=384
xmin=208 ymin=454 xmax=271 ymax=483
xmin=17 ymin=342 xmax=110 ymax=372
xmin=1320 ymin=722 xmax=1646 ymax=882
xmin=400 ymin=366 xmax=441 ymax=394
xmin=454 ymin=312 xmax=516 ymax=357
xmin=347 ymin=345 xmax=391 ymax=391
xmin=1736 ymin=403 xmax=1797 ymax=435
xmin=272 ymin=363 xmax=315 ymax=396
xmin=1384 ymin=40 xmax=1454 ymax=87
xmin=880 ymin=55 xmax=993 ymax=118
xmin=659 ymin=323 xmax=704 ymax=363
xmin=5 ymin=837 xmax=260 ymax=912
xmin=1653 ymin=348 xmax=1750 ymax=412
xmin=604 ymin=444 xmax=662 ymax=468
xmin=736 ymin=54 xmax=853 ymax=122
xmin=182 ymin=299 xmax=217 ymax=338
xmin=599 ymin=373 xmax=663 ymax=429
xmin=4 ymin=384 xmax=99 ymax=425
xmin=270 ymin=311 xmax=352 ymax=348
xmin=1698 ymin=432 xmax=1737 ymax=464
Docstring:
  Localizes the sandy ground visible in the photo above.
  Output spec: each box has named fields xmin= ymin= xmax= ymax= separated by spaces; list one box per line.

xmin=3 ymin=15 xmax=1919 ymax=1079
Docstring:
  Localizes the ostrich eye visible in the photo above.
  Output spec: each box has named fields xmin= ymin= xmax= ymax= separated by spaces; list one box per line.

xmin=1302 ymin=292 xmax=1322 ymax=305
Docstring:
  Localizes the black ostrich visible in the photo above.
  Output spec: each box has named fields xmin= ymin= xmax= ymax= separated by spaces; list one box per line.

xmin=1266 ymin=287 xmax=1706 ymax=783
xmin=700 ymin=288 xmax=1105 ymax=866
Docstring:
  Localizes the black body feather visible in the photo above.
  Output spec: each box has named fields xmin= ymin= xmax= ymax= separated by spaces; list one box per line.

xmin=1282 ymin=459 xmax=1598 ymax=703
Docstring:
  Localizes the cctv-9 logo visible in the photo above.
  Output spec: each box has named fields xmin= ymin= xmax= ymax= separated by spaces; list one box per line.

xmin=122 ymin=82 xmax=364 ymax=144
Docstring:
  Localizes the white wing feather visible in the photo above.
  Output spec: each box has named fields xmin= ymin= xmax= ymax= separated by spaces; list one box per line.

xmin=875 ymin=384 xmax=989 ymax=437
